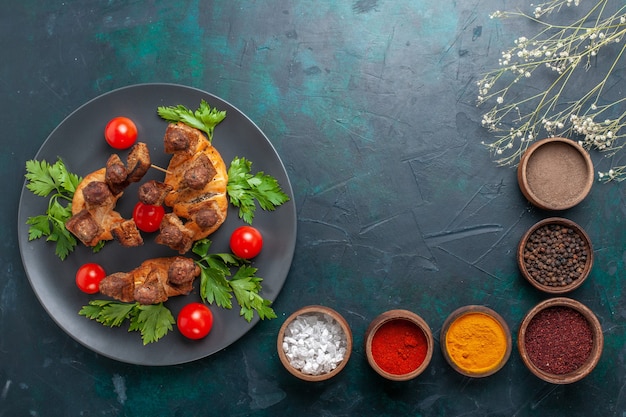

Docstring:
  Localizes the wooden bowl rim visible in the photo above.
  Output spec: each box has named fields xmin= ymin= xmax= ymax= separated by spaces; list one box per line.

xmin=517 ymin=137 xmax=594 ymax=210
xmin=440 ymin=305 xmax=512 ymax=378
xmin=517 ymin=217 xmax=594 ymax=294
xmin=517 ymin=297 xmax=604 ymax=384
xmin=364 ymin=309 xmax=434 ymax=381
xmin=277 ymin=305 xmax=353 ymax=382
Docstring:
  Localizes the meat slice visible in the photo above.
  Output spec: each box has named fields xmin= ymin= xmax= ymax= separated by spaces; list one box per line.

xmin=99 ymin=257 xmax=201 ymax=305
xmin=65 ymin=209 xmax=102 ymax=247
xmin=82 ymin=181 xmax=114 ymax=210
xmin=68 ymin=168 xmax=126 ymax=246
xmin=99 ymin=272 xmax=134 ymax=303
xmin=126 ymin=142 xmax=151 ymax=183
xmin=134 ymin=269 xmax=168 ymax=305
xmin=155 ymin=213 xmax=195 ymax=254
xmin=182 ymin=153 xmax=216 ymax=190
xmin=138 ymin=180 xmax=173 ymax=206
xmin=67 ymin=143 xmax=152 ymax=248
xmin=105 ymin=154 xmax=128 ymax=195
xmin=167 ymin=257 xmax=199 ymax=285
xmin=157 ymin=122 xmax=228 ymax=251
xmin=164 ymin=123 xmax=202 ymax=156
xmin=111 ymin=219 xmax=144 ymax=247
xmin=191 ymin=204 xmax=220 ymax=230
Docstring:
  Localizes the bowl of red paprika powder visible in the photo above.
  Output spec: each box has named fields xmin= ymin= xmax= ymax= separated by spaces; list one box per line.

xmin=518 ymin=297 xmax=603 ymax=384
xmin=517 ymin=217 xmax=593 ymax=294
xmin=440 ymin=305 xmax=512 ymax=378
xmin=364 ymin=309 xmax=434 ymax=381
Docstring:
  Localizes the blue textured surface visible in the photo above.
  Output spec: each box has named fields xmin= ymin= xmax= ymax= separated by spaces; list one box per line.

xmin=2 ymin=1 xmax=626 ymax=416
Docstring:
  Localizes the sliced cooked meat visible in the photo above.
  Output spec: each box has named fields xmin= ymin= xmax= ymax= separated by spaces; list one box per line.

xmin=99 ymin=257 xmax=201 ymax=304
xmin=68 ymin=167 xmax=127 ymax=246
xmin=167 ymin=257 xmax=200 ymax=285
xmin=134 ymin=269 xmax=168 ymax=305
xmin=65 ymin=209 xmax=101 ymax=247
xmin=155 ymin=213 xmax=195 ymax=254
xmin=158 ymin=123 xmax=228 ymax=251
xmin=67 ymin=143 xmax=152 ymax=248
xmin=82 ymin=181 xmax=114 ymax=209
xmin=105 ymin=154 xmax=128 ymax=195
xmin=182 ymin=153 xmax=216 ymax=190
xmin=192 ymin=206 xmax=220 ymax=230
xmin=99 ymin=272 xmax=135 ymax=303
xmin=164 ymin=123 xmax=196 ymax=154
xmin=111 ymin=219 xmax=144 ymax=247
xmin=138 ymin=180 xmax=173 ymax=206
xmin=126 ymin=142 xmax=151 ymax=183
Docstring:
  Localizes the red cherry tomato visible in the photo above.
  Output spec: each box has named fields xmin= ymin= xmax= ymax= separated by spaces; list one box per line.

xmin=104 ymin=117 xmax=138 ymax=149
xmin=132 ymin=202 xmax=165 ymax=233
xmin=76 ymin=263 xmax=106 ymax=294
xmin=229 ymin=226 xmax=263 ymax=259
xmin=177 ymin=303 xmax=214 ymax=340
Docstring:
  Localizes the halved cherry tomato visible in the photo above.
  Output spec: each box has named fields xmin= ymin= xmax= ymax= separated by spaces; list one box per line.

xmin=76 ymin=263 xmax=106 ymax=294
xmin=104 ymin=116 xmax=138 ymax=149
xmin=132 ymin=202 xmax=165 ymax=233
xmin=177 ymin=303 xmax=214 ymax=340
xmin=229 ymin=226 xmax=263 ymax=259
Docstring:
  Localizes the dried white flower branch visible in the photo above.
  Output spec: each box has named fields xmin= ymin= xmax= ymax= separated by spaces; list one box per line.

xmin=478 ymin=0 xmax=626 ymax=182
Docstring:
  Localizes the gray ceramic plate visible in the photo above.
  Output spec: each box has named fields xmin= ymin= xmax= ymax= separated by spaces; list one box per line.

xmin=17 ymin=84 xmax=296 ymax=365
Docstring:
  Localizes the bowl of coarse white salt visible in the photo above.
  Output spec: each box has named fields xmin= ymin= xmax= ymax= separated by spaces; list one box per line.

xmin=277 ymin=305 xmax=353 ymax=381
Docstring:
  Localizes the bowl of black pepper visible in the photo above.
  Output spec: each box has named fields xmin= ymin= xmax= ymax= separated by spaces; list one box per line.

xmin=518 ymin=297 xmax=603 ymax=384
xmin=517 ymin=217 xmax=593 ymax=294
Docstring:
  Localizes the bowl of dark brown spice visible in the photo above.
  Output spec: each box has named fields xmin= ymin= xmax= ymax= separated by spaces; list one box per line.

xmin=517 ymin=217 xmax=593 ymax=294
xmin=518 ymin=297 xmax=603 ymax=384
xmin=517 ymin=137 xmax=594 ymax=211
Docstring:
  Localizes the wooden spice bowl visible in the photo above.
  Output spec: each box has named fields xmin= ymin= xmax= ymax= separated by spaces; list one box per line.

xmin=277 ymin=305 xmax=353 ymax=382
xmin=364 ymin=309 xmax=434 ymax=381
xmin=517 ymin=137 xmax=594 ymax=210
xmin=518 ymin=297 xmax=603 ymax=384
xmin=517 ymin=217 xmax=593 ymax=294
xmin=440 ymin=305 xmax=512 ymax=378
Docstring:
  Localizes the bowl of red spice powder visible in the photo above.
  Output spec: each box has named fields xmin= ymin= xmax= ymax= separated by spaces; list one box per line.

xmin=518 ymin=297 xmax=603 ymax=384
xmin=517 ymin=217 xmax=593 ymax=294
xmin=517 ymin=137 xmax=594 ymax=211
xmin=440 ymin=305 xmax=512 ymax=378
xmin=364 ymin=309 xmax=434 ymax=381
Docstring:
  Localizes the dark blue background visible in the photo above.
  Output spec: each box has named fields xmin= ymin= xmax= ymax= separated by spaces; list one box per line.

xmin=2 ymin=1 xmax=625 ymax=416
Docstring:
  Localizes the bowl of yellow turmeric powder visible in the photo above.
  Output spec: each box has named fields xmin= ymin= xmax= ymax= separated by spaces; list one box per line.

xmin=440 ymin=305 xmax=512 ymax=378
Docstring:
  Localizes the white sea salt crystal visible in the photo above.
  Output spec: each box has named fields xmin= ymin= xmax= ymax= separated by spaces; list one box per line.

xmin=282 ymin=312 xmax=348 ymax=376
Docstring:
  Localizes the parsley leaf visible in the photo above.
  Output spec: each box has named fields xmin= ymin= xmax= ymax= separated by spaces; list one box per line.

xmin=79 ymin=300 xmax=174 ymax=345
xmin=230 ymin=266 xmax=277 ymax=321
xmin=157 ymin=100 xmax=226 ymax=142
xmin=227 ymin=157 xmax=290 ymax=224
xmin=192 ymin=238 xmax=276 ymax=322
xmin=24 ymin=158 xmax=82 ymax=260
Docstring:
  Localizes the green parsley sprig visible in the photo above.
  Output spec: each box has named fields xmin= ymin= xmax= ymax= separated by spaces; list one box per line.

xmin=25 ymin=158 xmax=82 ymax=260
xmin=192 ymin=239 xmax=276 ymax=322
xmin=227 ymin=157 xmax=290 ymax=224
xmin=157 ymin=100 xmax=226 ymax=142
xmin=79 ymin=300 xmax=175 ymax=345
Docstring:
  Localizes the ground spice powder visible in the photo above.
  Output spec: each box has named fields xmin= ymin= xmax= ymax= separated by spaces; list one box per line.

xmin=524 ymin=306 xmax=593 ymax=375
xmin=445 ymin=312 xmax=508 ymax=374
xmin=371 ymin=319 xmax=428 ymax=375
